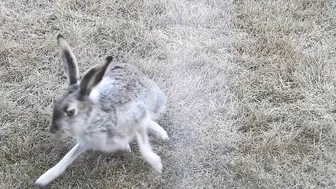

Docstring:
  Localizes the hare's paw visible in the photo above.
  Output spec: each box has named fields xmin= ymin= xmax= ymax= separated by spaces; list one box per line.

xmin=158 ymin=129 xmax=169 ymax=140
xmin=149 ymin=121 xmax=169 ymax=140
xmin=124 ymin=144 xmax=132 ymax=152
xmin=147 ymin=153 xmax=163 ymax=173
xmin=35 ymin=167 xmax=60 ymax=186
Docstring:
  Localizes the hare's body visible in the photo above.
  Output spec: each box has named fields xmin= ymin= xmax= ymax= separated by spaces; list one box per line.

xmin=78 ymin=62 xmax=166 ymax=152
xmin=92 ymin=62 xmax=166 ymax=120
xmin=35 ymin=35 xmax=168 ymax=186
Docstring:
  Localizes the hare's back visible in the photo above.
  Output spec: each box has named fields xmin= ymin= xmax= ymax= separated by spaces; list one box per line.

xmin=95 ymin=62 xmax=166 ymax=119
xmin=95 ymin=63 xmax=154 ymax=104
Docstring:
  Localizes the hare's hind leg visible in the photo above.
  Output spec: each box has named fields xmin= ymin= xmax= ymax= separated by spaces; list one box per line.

xmin=136 ymin=126 xmax=163 ymax=173
xmin=35 ymin=143 xmax=86 ymax=186
xmin=148 ymin=121 xmax=169 ymax=140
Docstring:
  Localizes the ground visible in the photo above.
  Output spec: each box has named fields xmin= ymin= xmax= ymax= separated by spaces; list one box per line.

xmin=0 ymin=0 xmax=336 ymax=188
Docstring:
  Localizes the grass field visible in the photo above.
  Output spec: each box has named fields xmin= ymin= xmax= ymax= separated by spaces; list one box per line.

xmin=1 ymin=0 xmax=336 ymax=188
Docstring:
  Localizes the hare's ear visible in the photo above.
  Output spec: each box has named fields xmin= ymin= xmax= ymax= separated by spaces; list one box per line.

xmin=57 ymin=34 xmax=79 ymax=86
xmin=78 ymin=56 xmax=113 ymax=100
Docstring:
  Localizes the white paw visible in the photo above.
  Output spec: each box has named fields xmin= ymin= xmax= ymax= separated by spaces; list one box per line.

xmin=125 ymin=144 xmax=132 ymax=152
xmin=149 ymin=122 xmax=169 ymax=141
xmin=159 ymin=130 xmax=169 ymax=140
xmin=35 ymin=168 xmax=60 ymax=186
xmin=148 ymin=153 xmax=163 ymax=173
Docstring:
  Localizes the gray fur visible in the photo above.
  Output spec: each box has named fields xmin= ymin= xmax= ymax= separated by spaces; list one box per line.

xmin=35 ymin=35 xmax=169 ymax=186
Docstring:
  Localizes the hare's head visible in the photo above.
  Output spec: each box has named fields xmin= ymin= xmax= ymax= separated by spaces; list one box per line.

xmin=50 ymin=35 xmax=112 ymax=138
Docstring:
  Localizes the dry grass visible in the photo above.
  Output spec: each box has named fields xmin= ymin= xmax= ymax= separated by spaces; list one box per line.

xmin=0 ymin=0 xmax=234 ymax=188
xmin=232 ymin=0 xmax=336 ymax=188
xmin=1 ymin=0 xmax=336 ymax=188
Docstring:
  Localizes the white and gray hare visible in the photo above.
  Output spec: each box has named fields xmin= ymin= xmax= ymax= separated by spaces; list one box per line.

xmin=35 ymin=34 xmax=169 ymax=186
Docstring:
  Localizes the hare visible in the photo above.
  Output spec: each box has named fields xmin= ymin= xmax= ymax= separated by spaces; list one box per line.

xmin=35 ymin=34 xmax=169 ymax=186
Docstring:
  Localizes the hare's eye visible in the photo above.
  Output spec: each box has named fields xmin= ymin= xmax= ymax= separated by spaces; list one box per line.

xmin=66 ymin=109 xmax=75 ymax=116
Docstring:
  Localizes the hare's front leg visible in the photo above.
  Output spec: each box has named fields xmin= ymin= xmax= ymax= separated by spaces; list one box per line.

xmin=136 ymin=126 xmax=163 ymax=173
xmin=35 ymin=143 xmax=87 ymax=186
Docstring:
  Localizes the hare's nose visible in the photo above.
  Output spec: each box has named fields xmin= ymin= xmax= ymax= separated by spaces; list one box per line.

xmin=50 ymin=121 xmax=61 ymax=133
xmin=49 ymin=126 xmax=57 ymax=133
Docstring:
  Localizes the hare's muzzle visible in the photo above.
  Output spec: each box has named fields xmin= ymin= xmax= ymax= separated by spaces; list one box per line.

xmin=50 ymin=120 xmax=61 ymax=133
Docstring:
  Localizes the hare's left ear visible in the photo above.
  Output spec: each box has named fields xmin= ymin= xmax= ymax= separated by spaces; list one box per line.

xmin=57 ymin=34 xmax=79 ymax=86
xmin=77 ymin=56 xmax=113 ymax=100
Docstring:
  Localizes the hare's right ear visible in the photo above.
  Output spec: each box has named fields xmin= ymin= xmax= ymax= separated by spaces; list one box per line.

xmin=57 ymin=34 xmax=79 ymax=86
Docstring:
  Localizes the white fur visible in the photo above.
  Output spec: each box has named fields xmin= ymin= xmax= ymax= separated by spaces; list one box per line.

xmin=136 ymin=131 xmax=163 ymax=173
xmin=89 ymin=87 xmax=100 ymax=103
xmin=148 ymin=121 xmax=169 ymax=140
